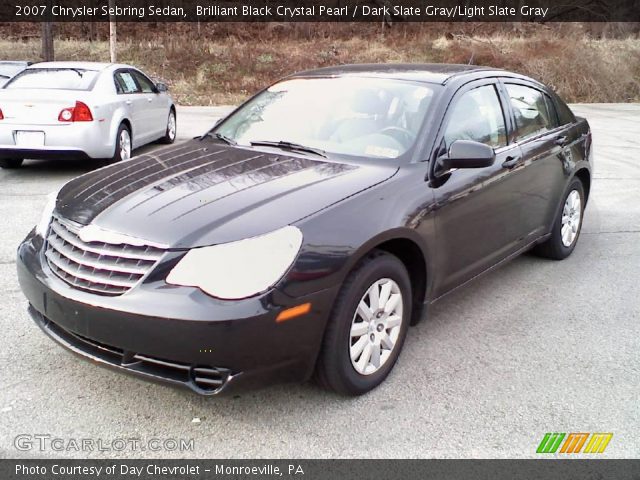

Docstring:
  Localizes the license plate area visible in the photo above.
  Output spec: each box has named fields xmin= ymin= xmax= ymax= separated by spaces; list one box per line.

xmin=15 ymin=131 xmax=45 ymax=148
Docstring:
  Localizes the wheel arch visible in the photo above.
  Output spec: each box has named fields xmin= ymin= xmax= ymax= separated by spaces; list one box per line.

xmin=104 ymin=107 xmax=132 ymax=157
xmin=120 ymin=118 xmax=132 ymax=136
xmin=574 ymin=167 xmax=591 ymax=204
xmin=346 ymin=230 xmax=431 ymax=326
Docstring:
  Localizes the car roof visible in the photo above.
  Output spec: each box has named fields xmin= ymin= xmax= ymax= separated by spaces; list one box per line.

xmin=0 ymin=61 xmax=31 ymax=66
xmin=290 ymin=63 xmax=503 ymax=85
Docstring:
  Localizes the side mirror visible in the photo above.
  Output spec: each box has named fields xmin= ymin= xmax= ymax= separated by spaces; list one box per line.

xmin=156 ymin=82 xmax=168 ymax=93
xmin=439 ymin=140 xmax=495 ymax=170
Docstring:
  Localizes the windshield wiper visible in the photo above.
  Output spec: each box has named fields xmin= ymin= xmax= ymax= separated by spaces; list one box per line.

xmin=202 ymin=132 xmax=237 ymax=145
xmin=250 ymin=140 xmax=326 ymax=158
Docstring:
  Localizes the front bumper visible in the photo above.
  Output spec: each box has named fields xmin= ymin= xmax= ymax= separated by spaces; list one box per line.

xmin=17 ymin=232 xmax=337 ymax=395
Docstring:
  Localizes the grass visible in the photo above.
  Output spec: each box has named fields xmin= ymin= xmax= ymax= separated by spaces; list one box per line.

xmin=1 ymin=24 xmax=639 ymax=105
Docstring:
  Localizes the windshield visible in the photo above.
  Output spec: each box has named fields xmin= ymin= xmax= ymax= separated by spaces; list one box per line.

xmin=5 ymin=68 xmax=99 ymax=91
xmin=214 ymin=77 xmax=437 ymax=159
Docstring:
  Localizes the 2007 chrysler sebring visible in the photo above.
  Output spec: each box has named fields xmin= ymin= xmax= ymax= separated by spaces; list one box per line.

xmin=17 ymin=64 xmax=592 ymax=395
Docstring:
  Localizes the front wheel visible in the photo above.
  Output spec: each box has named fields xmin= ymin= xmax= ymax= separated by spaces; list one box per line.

xmin=534 ymin=178 xmax=585 ymax=260
xmin=0 ymin=158 xmax=24 ymax=169
xmin=315 ymin=251 xmax=411 ymax=395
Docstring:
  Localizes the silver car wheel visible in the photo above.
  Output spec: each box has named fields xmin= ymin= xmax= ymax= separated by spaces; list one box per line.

xmin=561 ymin=189 xmax=582 ymax=247
xmin=120 ymin=129 xmax=131 ymax=160
xmin=167 ymin=111 xmax=176 ymax=141
xmin=349 ymin=278 xmax=403 ymax=376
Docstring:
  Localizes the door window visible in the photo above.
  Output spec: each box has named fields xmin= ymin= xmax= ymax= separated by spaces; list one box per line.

xmin=131 ymin=70 xmax=156 ymax=94
xmin=553 ymin=96 xmax=576 ymax=126
xmin=114 ymin=71 xmax=140 ymax=94
xmin=505 ymin=84 xmax=555 ymax=140
xmin=444 ymin=85 xmax=507 ymax=148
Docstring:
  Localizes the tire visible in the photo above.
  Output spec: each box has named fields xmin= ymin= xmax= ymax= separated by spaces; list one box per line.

xmin=534 ymin=177 xmax=585 ymax=260
xmin=110 ymin=124 xmax=132 ymax=163
xmin=0 ymin=158 xmax=23 ymax=169
xmin=315 ymin=250 xmax=412 ymax=395
xmin=159 ymin=109 xmax=176 ymax=144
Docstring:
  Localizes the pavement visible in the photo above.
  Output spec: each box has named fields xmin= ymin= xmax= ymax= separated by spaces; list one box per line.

xmin=0 ymin=104 xmax=638 ymax=459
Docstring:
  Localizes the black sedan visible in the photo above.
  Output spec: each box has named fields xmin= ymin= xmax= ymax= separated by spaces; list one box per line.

xmin=17 ymin=64 xmax=592 ymax=395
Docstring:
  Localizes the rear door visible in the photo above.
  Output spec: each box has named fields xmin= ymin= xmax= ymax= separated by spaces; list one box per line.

xmin=500 ymin=81 xmax=570 ymax=236
xmin=430 ymin=80 xmax=526 ymax=297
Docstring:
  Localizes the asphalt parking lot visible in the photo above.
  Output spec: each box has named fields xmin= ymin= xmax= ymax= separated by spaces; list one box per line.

xmin=0 ymin=104 xmax=638 ymax=459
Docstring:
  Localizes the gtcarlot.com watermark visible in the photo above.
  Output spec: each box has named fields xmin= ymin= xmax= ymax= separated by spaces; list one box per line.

xmin=14 ymin=434 xmax=195 ymax=453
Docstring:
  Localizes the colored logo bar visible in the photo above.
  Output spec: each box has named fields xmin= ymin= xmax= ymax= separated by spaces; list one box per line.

xmin=537 ymin=433 xmax=612 ymax=454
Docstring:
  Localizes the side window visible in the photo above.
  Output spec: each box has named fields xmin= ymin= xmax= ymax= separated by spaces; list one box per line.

xmin=131 ymin=71 xmax=155 ymax=94
xmin=114 ymin=71 xmax=139 ymax=94
xmin=553 ymin=96 xmax=576 ymax=126
xmin=544 ymin=94 xmax=559 ymax=128
xmin=505 ymin=84 xmax=555 ymax=140
xmin=444 ymin=85 xmax=507 ymax=149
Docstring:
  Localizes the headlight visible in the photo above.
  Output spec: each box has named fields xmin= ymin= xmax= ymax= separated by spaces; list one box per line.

xmin=35 ymin=189 xmax=60 ymax=237
xmin=166 ymin=226 xmax=303 ymax=300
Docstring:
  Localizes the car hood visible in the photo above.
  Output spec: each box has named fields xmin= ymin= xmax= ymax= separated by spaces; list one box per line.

xmin=55 ymin=140 xmax=398 ymax=248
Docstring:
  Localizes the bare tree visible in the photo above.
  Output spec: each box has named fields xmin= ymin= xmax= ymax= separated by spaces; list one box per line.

xmin=109 ymin=0 xmax=117 ymax=62
xmin=41 ymin=22 xmax=54 ymax=61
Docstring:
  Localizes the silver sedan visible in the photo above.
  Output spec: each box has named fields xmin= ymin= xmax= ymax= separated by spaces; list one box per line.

xmin=0 ymin=61 xmax=176 ymax=168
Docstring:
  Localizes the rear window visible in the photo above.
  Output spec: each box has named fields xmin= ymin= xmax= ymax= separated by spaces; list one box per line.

xmin=5 ymin=68 xmax=99 ymax=91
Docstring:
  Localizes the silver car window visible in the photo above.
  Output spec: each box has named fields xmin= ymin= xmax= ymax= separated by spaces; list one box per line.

xmin=0 ymin=64 xmax=25 ymax=78
xmin=131 ymin=71 xmax=155 ymax=94
xmin=114 ymin=71 xmax=140 ymax=94
xmin=5 ymin=68 xmax=99 ymax=90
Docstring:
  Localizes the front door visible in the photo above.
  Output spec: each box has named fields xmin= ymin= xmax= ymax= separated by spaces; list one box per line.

xmin=430 ymin=81 xmax=527 ymax=298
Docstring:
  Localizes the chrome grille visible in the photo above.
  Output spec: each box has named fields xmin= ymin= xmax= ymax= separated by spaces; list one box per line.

xmin=45 ymin=217 xmax=164 ymax=296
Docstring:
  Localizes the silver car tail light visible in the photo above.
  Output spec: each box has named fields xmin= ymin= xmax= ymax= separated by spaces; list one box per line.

xmin=44 ymin=217 xmax=165 ymax=296
xmin=58 ymin=101 xmax=93 ymax=122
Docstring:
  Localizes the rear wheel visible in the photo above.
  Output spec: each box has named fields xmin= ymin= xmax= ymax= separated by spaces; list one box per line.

xmin=159 ymin=109 xmax=177 ymax=144
xmin=534 ymin=177 xmax=585 ymax=260
xmin=0 ymin=158 xmax=23 ymax=169
xmin=315 ymin=251 xmax=411 ymax=395
xmin=110 ymin=124 xmax=132 ymax=163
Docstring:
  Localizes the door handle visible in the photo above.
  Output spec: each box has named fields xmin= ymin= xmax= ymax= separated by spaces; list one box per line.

xmin=554 ymin=135 xmax=568 ymax=147
xmin=125 ymin=100 xmax=132 ymax=105
xmin=502 ymin=155 xmax=522 ymax=169
xmin=147 ymin=98 xmax=153 ymax=103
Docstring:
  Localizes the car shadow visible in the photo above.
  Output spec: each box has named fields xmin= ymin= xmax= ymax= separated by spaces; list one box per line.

xmin=9 ymin=143 xmax=163 ymax=177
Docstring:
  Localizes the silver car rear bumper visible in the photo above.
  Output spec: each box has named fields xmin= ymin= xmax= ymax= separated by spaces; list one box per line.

xmin=0 ymin=121 xmax=114 ymax=159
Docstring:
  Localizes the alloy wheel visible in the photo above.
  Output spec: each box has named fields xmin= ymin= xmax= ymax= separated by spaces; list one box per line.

xmin=349 ymin=278 xmax=404 ymax=376
xmin=120 ymin=129 xmax=131 ymax=160
xmin=561 ymin=189 xmax=582 ymax=247
xmin=167 ymin=112 xmax=176 ymax=141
